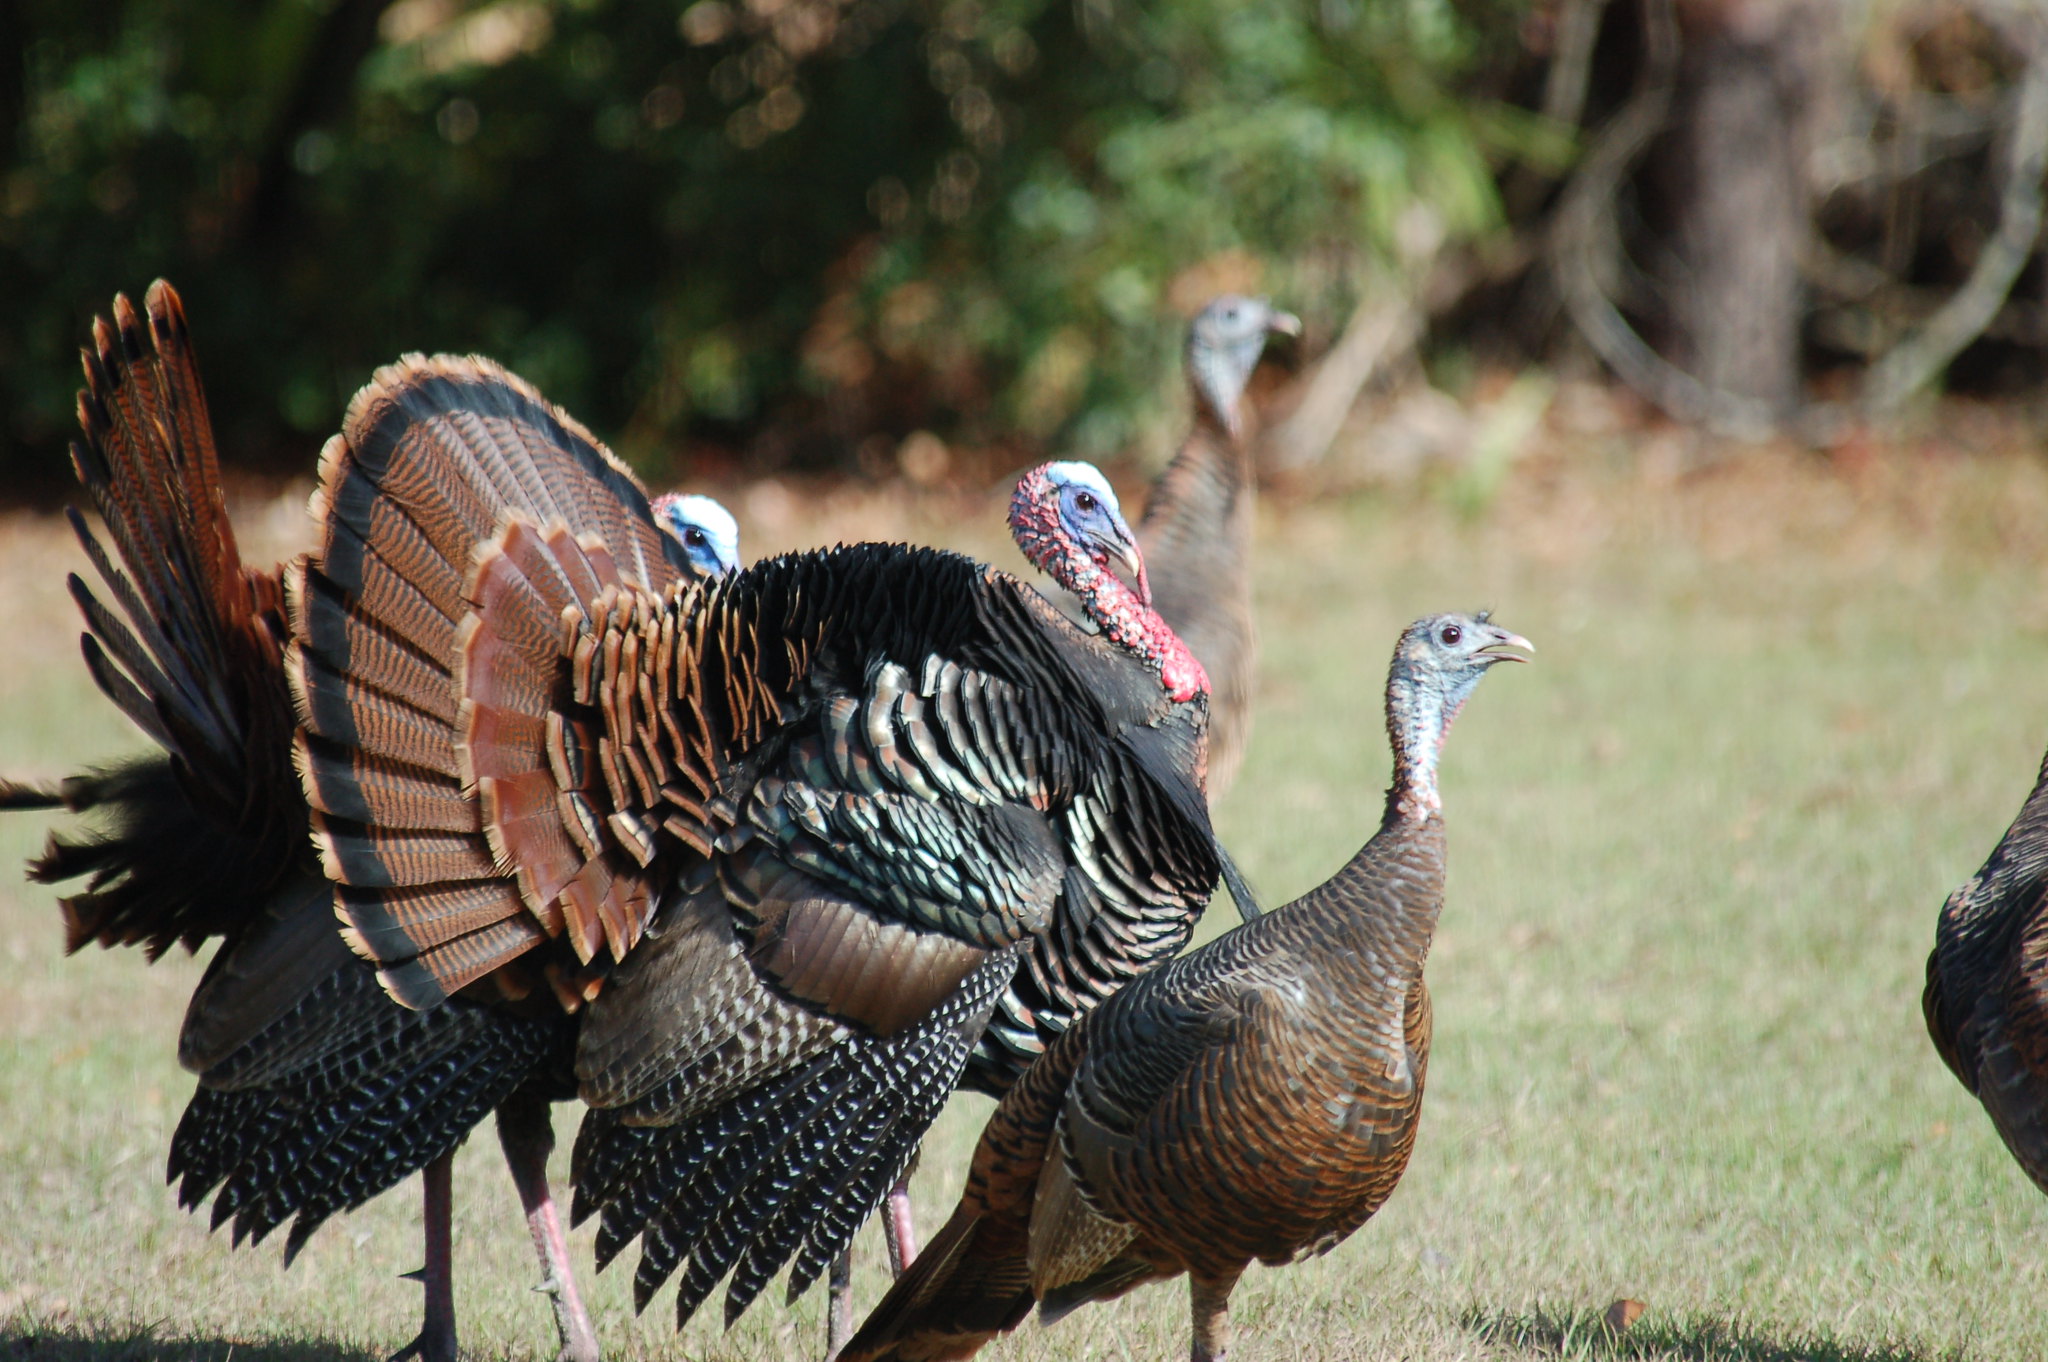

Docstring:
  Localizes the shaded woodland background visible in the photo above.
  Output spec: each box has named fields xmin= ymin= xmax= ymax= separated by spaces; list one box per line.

xmin=2 ymin=0 xmax=2045 ymax=491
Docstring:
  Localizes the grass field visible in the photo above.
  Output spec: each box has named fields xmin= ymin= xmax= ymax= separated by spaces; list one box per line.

xmin=6 ymin=426 xmax=2048 ymax=1361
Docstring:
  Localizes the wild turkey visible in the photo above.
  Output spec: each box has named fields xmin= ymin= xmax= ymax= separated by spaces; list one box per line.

xmin=1924 ymin=748 xmax=2048 ymax=1194
xmin=1136 ymin=295 xmax=1298 ymax=800
xmin=839 ymin=611 xmax=1532 ymax=1362
xmin=654 ymin=490 xmax=741 ymax=579
xmin=795 ymin=318 xmax=1303 ymax=1339
xmin=0 ymin=282 xmax=740 ymax=1362
xmin=285 ymin=357 xmax=1258 ymax=1339
xmin=560 ymin=463 xmax=1257 ymax=1352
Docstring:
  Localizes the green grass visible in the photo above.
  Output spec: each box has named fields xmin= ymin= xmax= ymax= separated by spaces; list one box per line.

xmin=6 ymin=442 xmax=2048 ymax=1360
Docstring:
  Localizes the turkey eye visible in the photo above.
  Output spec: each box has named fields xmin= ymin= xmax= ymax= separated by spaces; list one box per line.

xmin=1074 ymin=492 xmax=1097 ymax=513
xmin=686 ymin=528 xmax=707 ymax=547
xmin=1439 ymin=624 xmax=1462 ymax=645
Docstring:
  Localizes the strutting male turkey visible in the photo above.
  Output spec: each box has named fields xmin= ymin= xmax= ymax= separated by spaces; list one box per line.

xmin=1925 ymin=740 xmax=2048 ymax=1200
xmin=1136 ymin=295 xmax=1298 ymax=802
xmin=0 ymin=282 xmax=740 ymax=1362
xmin=285 ymin=344 xmax=1260 ymax=1338
xmin=836 ymin=296 xmax=1294 ymax=1338
xmin=839 ymin=612 xmax=1531 ymax=1362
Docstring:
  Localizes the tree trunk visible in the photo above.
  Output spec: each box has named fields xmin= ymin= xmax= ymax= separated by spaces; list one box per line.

xmin=0 ymin=0 xmax=24 ymax=171
xmin=1664 ymin=0 xmax=1841 ymax=418
xmin=234 ymin=0 xmax=400 ymax=253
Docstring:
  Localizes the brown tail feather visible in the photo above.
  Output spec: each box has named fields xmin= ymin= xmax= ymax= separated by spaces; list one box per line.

xmin=292 ymin=357 xmax=690 ymax=1006
xmin=65 ymin=529 xmax=187 ymax=707
xmin=839 ymin=1206 xmax=1035 ymax=1362
xmin=293 ymin=736 xmax=476 ymax=833
xmin=33 ymin=283 xmax=304 ymax=957
xmin=71 ymin=287 xmax=290 ymax=791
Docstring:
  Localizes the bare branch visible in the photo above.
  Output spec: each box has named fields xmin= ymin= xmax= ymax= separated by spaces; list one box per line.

xmin=1860 ymin=9 xmax=2048 ymax=415
xmin=1504 ymin=0 xmax=1613 ymax=219
xmin=1541 ymin=0 xmax=1615 ymax=132
xmin=1262 ymin=279 xmax=1426 ymax=473
xmin=1262 ymin=209 xmax=1449 ymax=472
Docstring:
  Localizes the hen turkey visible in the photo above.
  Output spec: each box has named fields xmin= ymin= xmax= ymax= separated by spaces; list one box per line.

xmin=1137 ymin=295 xmax=1297 ymax=800
xmin=840 ymin=611 xmax=1530 ymax=1362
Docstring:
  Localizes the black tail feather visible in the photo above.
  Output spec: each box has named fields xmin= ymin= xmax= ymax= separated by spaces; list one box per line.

xmin=1218 ymin=841 xmax=1261 ymax=922
xmin=18 ymin=756 xmax=272 ymax=958
xmin=570 ymin=1114 xmax=663 ymax=1243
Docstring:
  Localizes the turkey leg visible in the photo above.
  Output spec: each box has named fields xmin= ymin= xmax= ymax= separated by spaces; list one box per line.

xmin=497 ymin=1096 xmax=601 ymax=1362
xmin=823 ymin=1171 xmax=918 ymax=1359
xmin=392 ymin=1152 xmax=457 ymax=1362
xmin=1188 ymin=1269 xmax=1241 ymax=1362
xmin=824 ymin=1250 xmax=855 ymax=1360
xmin=881 ymin=1175 xmax=918 ymax=1274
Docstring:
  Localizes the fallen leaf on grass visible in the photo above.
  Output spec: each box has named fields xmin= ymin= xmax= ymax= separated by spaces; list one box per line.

xmin=1605 ymin=1298 xmax=1646 ymax=1332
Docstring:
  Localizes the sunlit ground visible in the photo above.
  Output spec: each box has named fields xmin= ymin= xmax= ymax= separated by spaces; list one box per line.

xmin=5 ymin=401 xmax=2048 ymax=1360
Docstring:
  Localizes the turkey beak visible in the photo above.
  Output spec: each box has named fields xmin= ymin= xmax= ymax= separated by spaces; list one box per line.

xmin=1267 ymin=310 xmax=1303 ymax=339
xmin=1478 ymin=630 xmax=1534 ymax=664
xmin=1098 ymin=523 xmax=1152 ymax=607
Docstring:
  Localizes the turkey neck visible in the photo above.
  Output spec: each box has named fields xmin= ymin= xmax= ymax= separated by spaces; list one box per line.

xmin=1189 ymin=343 xmax=1251 ymax=449
xmin=1147 ymin=406 xmax=1251 ymax=554
xmin=1073 ymin=560 xmax=1208 ymax=705
xmin=1139 ymin=349 xmax=1253 ymax=597
xmin=1260 ymin=662 xmax=1455 ymax=993
xmin=1137 ymin=420 xmax=1250 ymax=657
xmin=1008 ymin=482 xmax=1207 ymax=703
xmin=1386 ymin=654 xmax=1460 ymax=821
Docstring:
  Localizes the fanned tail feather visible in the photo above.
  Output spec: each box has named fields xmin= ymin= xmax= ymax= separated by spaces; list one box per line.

xmin=292 ymin=356 xmax=692 ymax=1006
xmin=36 ymin=283 xmax=303 ymax=956
xmin=71 ymin=287 xmax=286 ymax=789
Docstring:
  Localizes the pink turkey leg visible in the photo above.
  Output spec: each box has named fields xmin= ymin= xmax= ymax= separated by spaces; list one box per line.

xmin=881 ymin=1175 xmax=918 ymax=1274
xmin=497 ymin=1097 xmax=600 ymax=1362
xmin=392 ymin=1152 xmax=457 ymax=1362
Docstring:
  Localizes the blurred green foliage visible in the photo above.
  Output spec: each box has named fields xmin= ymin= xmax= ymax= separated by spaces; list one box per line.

xmin=0 ymin=0 xmax=1531 ymax=485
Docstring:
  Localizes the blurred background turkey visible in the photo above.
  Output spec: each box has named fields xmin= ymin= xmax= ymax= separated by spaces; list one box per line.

xmin=9 ymin=1 xmax=2048 ymax=1360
